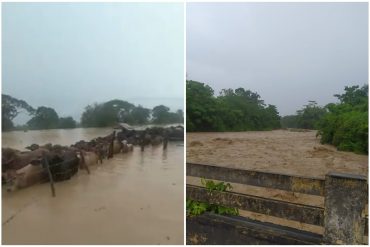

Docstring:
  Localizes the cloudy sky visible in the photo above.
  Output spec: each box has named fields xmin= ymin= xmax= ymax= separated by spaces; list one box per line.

xmin=187 ymin=2 xmax=368 ymax=116
xmin=3 ymin=3 xmax=184 ymax=124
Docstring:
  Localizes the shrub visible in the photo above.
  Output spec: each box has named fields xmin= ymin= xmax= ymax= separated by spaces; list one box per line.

xmin=317 ymin=85 xmax=368 ymax=154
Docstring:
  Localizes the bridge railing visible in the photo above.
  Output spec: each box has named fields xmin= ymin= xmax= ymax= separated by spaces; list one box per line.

xmin=186 ymin=162 xmax=368 ymax=245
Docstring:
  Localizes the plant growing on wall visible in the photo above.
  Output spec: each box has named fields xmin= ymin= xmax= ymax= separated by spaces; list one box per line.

xmin=186 ymin=178 xmax=239 ymax=217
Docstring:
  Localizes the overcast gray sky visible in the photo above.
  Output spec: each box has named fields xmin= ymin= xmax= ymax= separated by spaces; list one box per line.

xmin=3 ymin=3 xmax=184 ymax=124
xmin=187 ymin=2 xmax=368 ymax=116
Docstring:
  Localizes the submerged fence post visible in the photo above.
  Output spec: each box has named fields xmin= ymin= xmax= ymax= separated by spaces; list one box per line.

xmin=43 ymin=155 xmax=56 ymax=197
xmin=163 ymin=137 xmax=168 ymax=150
xmin=323 ymin=172 xmax=367 ymax=244
xmin=108 ymin=131 xmax=115 ymax=159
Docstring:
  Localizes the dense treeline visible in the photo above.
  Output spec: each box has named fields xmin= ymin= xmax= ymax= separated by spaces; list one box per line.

xmin=280 ymin=101 xmax=327 ymax=129
xmin=186 ymin=80 xmax=281 ymax=132
xmin=317 ymin=85 xmax=368 ymax=154
xmin=80 ymin=100 xmax=183 ymax=127
xmin=281 ymin=85 xmax=368 ymax=154
xmin=2 ymin=95 xmax=183 ymax=131
xmin=2 ymin=95 xmax=78 ymax=131
xmin=187 ymin=80 xmax=368 ymax=154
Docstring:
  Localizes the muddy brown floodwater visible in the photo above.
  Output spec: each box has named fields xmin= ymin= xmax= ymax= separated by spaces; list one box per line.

xmin=187 ymin=130 xmax=368 ymax=236
xmin=187 ymin=129 xmax=368 ymax=179
xmin=2 ymin=128 xmax=184 ymax=244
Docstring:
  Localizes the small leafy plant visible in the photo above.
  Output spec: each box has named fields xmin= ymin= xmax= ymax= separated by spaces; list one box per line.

xmin=201 ymin=177 xmax=233 ymax=194
xmin=187 ymin=178 xmax=239 ymax=217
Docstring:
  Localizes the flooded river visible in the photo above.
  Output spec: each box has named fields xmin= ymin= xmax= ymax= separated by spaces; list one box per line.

xmin=2 ymin=128 xmax=184 ymax=244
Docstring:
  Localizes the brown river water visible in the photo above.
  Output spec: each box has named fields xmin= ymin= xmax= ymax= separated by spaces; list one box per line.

xmin=2 ymin=128 xmax=184 ymax=244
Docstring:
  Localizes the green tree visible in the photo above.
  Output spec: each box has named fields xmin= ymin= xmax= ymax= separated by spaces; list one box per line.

xmin=27 ymin=106 xmax=59 ymax=130
xmin=263 ymin=105 xmax=281 ymax=129
xmin=2 ymin=94 xmax=35 ymax=131
xmin=151 ymin=105 xmax=183 ymax=124
xmin=81 ymin=100 xmax=135 ymax=127
xmin=186 ymin=80 xmax=281 ymax=132
xmin=317 ymin=85 xmax=368 ymax=154
xmin=334 ymin=85 xmax=368 ymax=106
xmin=80 ymin=103 xmax=100 ymax=127
xmin=281 ymin=115 xmax=299 ymax=128
xmin=127 ymin=105 xmax=150 ymax=125
xmin=295 ymin=101 xmax=327 ymax=129
xmin=152 ymin=105 xmax=170 ymax=124
xmin=59 ymin=117 xmax=77 ymax=129
xmin=186 ymin=80 xmax=222 ymax=131
xmin=81 ymin=99 xmax=181 ymax=127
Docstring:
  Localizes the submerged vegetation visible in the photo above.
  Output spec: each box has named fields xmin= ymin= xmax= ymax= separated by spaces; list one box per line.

xmin=2 ymin=95 xmax=183 ymax=131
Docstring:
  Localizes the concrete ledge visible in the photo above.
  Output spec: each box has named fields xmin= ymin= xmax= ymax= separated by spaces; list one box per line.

xmin=187 ymin=185 xmax=324 ymax=226
xmin=187 ymin=163 xmax=325 ymax=196
xmin=186 ymin=213 xmax=323 ymax=245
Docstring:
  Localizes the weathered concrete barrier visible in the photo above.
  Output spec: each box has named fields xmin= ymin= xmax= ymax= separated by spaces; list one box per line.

xmin=187 ymin=163 xmax=325 ymax=196
xmin=323 ymin=172 xmax=367 ymax=244
xmin=186 ymin=163 xmax=368 ymax=245
xmin=187 ymin=213 xmax=323 ymax=245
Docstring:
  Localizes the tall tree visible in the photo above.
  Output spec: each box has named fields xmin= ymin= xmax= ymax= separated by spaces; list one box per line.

xmin=186 ymin=80 xmax=221 ymax=131
xmin=27 ymin=106 xmax=59 ymax=130
xmin=152 ymin=105 xmax=170 ymax=124
xmin=186 ymin=80 xmax=281 ymax=132
xmin=296 ymin=101 xmax=327 ymax=129
xmin=2 ymin=94 xmax=35 ymax=131
xmin=127 ymin=105 xmax=151 ymax=125
xmin=317 ymin=84 xmax=368 ymax=154
xmin=59 ymin=117 xmax=77 ymax=129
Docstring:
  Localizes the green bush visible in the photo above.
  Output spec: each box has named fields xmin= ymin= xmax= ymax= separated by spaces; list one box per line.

xmin=317 ymin=85 xmax=368 ymax=154
xmin=186 ymin=80 xmax=281 ymax=132
xmin=186 ymin=178 xmax=239 ymax=217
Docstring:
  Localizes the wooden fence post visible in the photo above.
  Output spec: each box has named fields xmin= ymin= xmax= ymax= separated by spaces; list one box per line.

xmin=163 ymin=137 xmax=168 ymax=150
xmin=108 ymin=131 xmax=115 ymax=159
xmin=43 ymin=155 xmax=56 ymax=197
xmin=323 ymin=172 xmax=367 ymax=244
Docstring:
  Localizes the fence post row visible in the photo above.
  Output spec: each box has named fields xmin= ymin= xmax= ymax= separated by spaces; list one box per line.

xmin=323 ymin=172 xmax=367 ymax=244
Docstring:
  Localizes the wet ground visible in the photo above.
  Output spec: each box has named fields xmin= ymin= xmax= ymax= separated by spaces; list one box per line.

xmin=2 ymin=128 xmax=184 ymax=244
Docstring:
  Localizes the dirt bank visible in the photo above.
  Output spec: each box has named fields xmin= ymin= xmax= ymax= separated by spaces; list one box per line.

xmin=3 ymin=143 xmax=184 ymax=244
xmin=187 ymin=130 xmax=368 ymax=179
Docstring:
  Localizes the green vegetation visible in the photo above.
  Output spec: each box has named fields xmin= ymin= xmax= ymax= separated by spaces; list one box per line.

xmin=2 ymin=94 xmax=35 ymax=131
xmin=281 ymin=101 xmax=327 ymax=129
xmin=317 ymin=85 xmax=368 ymax=154
xmin=187 ymin=80 xmax=281 ymax=132
xmin=152 ymin=105 xmax=183 ymax=124
xmin=280 ymin=85 xmax=368 ymax=154
xmin=187 ymin=79 xmax=367 ymax=154
xmin=186 ymin=178 xmax=239 ymax=217
xmin=81 ymin=100 xmax=137 ymax=127
xmin=59 ymin=117 xmax=77 ymax=129
xmin=280 ymin=115 xmax=299 ymax=129
xmin=2 ymin=94 xmax=183 ymax=131
xmin=27 ymin=106 xmax=60 ymax=130
xmin=80 ymin=100 xmax=183 ymax=127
